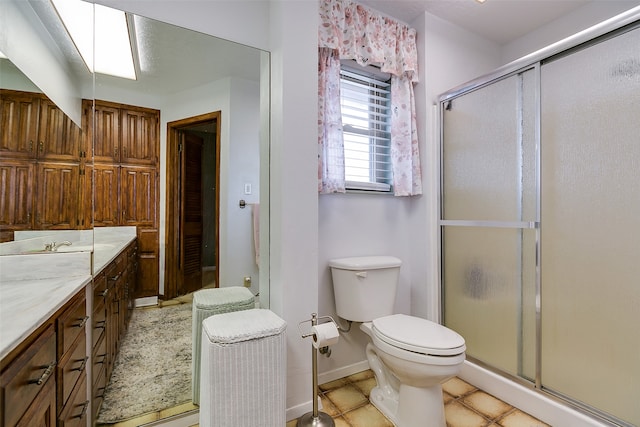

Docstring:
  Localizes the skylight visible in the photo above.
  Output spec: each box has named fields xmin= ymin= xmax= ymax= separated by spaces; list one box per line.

xmin=51 ymin=0 xmax=137 ymax=80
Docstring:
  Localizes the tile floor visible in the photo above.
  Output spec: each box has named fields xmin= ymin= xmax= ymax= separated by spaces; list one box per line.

xmin=109 ymin=370 xmax=550 ymax=427
xmin=286 ymin=370 xmax=550 ymax=427
xmin=106 ymin=370 xmax=549 ymax=427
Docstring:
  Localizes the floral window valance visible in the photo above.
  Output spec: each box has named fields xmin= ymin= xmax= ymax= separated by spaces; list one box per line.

xmin=318 ymin=0 xmax=422 ymax=196
xmin=318 ymin=0 xmax=419 ymax=82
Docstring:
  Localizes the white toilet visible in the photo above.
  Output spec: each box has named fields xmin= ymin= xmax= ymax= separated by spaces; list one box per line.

xmin=329 ymin=256 xmax=466 ymax=427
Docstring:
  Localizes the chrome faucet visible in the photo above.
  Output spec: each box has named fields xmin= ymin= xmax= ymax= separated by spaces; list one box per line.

xmin=45 ymin=241 xmax=72 ymax=252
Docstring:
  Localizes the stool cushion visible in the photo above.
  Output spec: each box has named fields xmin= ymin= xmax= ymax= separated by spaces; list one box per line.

xmin=193 ymin=287 xmax=255 ymax=312
xmin=203 ymin=308 xmax=287 ymax=344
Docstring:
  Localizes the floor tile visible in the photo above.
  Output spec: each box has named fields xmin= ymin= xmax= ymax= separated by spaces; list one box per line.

xmin=319 ymin=377 xmax=349 ymax=392
xmin=347 ymin=370 xmax=375 ymax=382
xmin=498 ymin=409 xmax=551 ymax=427
xmin=333 ymin=416 xmax=352 ymax=427
xmin=444 ymin=401 xmax=489 ymax=427
xmin=343 ymin=403 xmax=394 ymax=427
xmin=320 ymin=394 xmax=341 ymax=417
xmin=326 ymin=384 xmax=368 ymax=413
xmin=443 ymin=391 xmax=455 ymax=404
xmin=463 ymin=390 xmax=513 ymax=419
xmin=442 ymin=376 xmax=477 ymax=398
xmin=353 ymin=377 xmax=377 ymax=397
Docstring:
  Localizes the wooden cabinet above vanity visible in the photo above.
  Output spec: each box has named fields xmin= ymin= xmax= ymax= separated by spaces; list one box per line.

xmin=1 ymin=90 xmax=160 ymax=299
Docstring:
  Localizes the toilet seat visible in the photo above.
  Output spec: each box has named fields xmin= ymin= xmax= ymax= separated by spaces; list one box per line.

xmin=372 ymin=314 xmax=466 ymax=357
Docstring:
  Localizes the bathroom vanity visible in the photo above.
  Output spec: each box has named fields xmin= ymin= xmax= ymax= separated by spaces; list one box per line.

xmin=0 ymin=227 xmax=137 ymax=426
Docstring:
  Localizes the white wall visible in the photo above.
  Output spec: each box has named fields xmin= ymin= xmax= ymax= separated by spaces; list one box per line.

xmin=222 ymin=78 xmax=261 ymax=292
xmin=1 ymin=0 xmax=89 ymax=125
xmin=316 ymin=10 xmax=503 ymax=382
xmin=268 ymin=1 xmax=319 ymax=419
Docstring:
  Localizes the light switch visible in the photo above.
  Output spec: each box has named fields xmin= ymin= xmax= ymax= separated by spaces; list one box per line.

xmin=244 ymin=183 xmax=252 ymax=194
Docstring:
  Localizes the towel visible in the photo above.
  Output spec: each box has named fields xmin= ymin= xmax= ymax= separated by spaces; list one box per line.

xmin=252 ymin=203 xmax=260 ymax=266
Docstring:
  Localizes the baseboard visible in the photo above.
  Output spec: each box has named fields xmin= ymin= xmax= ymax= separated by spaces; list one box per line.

xmin=287 ymin=396 xmax=322 ymax=423
xmin=317 ymin=359 xmax=370 ymax=385
xmin=135 ymin=296 xmax=158 ymax=307
xmin=140 ymin=410 xmax=199 ymax=427
xmin=459 ymin=361 xmax=610 ymax=427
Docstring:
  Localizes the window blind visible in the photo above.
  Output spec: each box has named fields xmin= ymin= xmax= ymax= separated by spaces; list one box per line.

xmin=340 ymin=67 xmax=392 ymax=192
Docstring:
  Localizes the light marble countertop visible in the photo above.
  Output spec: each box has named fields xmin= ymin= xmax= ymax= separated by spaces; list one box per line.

xmin=0 ymin=226 xmax=137 ymax=361
xmin=0 ymin=275 xmax=91 ymax=360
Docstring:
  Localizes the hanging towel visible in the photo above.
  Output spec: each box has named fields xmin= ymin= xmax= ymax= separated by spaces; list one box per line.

xmin=252 ymin=203 xmax=260 ymax=266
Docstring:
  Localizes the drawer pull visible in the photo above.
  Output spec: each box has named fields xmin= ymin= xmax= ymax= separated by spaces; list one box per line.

xmin=99 ymin=288 xmax=109 ymax=297
xmin=94 ymin=320 xmax=106 ymax=329
xmin=73 ymin=401 xmax=90 ymax=419
xmin=108 ymin=273 xmax=121 ymax=282
xmin=75 ymin=316 xmax=89 ymax=328
xmin=30 ymin=361 xmax=56 ymax=386
xmin=73 ymin=357 xmax=89 ymax=372
xmin=95 ymin=353 xmax=107 ymax=365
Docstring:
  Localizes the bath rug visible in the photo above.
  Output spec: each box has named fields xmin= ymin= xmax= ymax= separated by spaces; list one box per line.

xmin=96 ymin=302 xmax=192 ymax=423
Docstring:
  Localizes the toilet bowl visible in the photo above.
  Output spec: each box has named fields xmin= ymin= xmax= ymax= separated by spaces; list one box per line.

xmin=329 ymin=256 xmax=466 ymax=427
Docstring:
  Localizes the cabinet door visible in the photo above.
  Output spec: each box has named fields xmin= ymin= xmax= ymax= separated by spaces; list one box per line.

xmin=0 ymin=89 xmax=40 ymax=160
xmin=91 ymin=102 xmax=120 ymax=163
xmin=1 ymin=325 xmax=56 ymax=427
xmin=35 ymin=162 xmax=79 ymax=229
xmin=135 ymin=228 xmax=159 ymax=298
xmin=0 ymin=160 xmax=34 ymax=232
xmin=121 ymin=108 xmax=158 ymax=165
xmin=37 ymin=99 xmax=82 ymax=162
xmin=93 ymin=164 xmax=120 ymax=226
xmin=120 ymin=166 xmax=157 ymax=227
xmin=15 ymin=376 xmax=56 ymax=427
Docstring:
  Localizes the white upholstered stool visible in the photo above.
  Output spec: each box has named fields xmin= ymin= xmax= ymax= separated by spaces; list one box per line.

xmin=191 ymin=287 xmax=255 ymax=404
xmin=200 ymin=309 xmax=286 ymax=427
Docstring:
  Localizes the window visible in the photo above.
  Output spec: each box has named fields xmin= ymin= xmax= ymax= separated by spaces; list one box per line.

xmin=340 ymin=63 xmax=392 ymax=192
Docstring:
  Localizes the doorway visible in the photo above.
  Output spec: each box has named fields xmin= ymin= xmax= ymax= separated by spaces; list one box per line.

xmin=165 ymin=111 xmax=221 ymax=299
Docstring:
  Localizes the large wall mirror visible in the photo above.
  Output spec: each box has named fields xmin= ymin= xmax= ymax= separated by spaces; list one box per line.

xmin=1 ymin=0 xmax=269 ymax=423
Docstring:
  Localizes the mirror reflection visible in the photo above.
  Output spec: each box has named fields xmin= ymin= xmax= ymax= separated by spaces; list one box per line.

xmin=1 ymin=1 xmax=269 ymax=424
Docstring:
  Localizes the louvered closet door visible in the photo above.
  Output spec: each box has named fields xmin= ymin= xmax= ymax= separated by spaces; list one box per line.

xmin=181 ymin=132 xmax=203 ymax=295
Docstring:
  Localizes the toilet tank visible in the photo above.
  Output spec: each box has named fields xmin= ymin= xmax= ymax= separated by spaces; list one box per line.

xmin=329 ymin=256 xmax=401 ymax=322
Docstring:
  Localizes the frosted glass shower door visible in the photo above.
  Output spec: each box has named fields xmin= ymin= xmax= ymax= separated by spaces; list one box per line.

xmin=540 ymin=26 xmax=640 ymax=425
xmin=441 ymin=70 xmax=537 ymax=379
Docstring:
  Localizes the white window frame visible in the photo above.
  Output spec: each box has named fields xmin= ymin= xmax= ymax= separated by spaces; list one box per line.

xmin=340 ymin=61 xmax=393 ymax=193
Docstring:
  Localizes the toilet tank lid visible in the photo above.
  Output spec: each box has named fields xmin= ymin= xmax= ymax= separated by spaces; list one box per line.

xmin=329 ymin=256 xmax=402 ymax=270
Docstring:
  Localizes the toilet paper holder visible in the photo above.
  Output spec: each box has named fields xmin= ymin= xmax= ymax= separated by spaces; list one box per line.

xmin=297 ymin=313 xmax=340 ymax=339
xmin=296 ymin=313 xmax=338 ymax=427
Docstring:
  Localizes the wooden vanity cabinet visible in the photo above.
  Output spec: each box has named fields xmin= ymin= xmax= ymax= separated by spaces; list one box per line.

xmin=0 ymin=325 xmax=56 ymax=427
xmin=0 ymin=285 xmax=89 ymax=427
xmin=90 ymin=240 xmax=137 ymax=423
xmin=55 ymin=292 xmax=87 ymax=419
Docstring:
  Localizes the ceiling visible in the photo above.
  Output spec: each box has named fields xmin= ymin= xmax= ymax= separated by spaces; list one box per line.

xmin=357 ymin=0 xmax=592 ymax=45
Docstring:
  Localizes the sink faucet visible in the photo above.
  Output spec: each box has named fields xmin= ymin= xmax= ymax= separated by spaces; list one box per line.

xmin=45 ymin=241 xmax=72 ymax=252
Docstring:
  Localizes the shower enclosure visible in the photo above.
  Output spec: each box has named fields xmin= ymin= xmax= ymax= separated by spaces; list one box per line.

xmin=439 ymin=15 xmax=639 ymax=427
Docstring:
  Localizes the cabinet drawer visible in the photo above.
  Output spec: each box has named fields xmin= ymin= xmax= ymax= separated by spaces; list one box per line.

xmin=91 ymin=364 xmax=106 ymax=422
xmin=92 ymin=332 xmax=107 ymax=389
xmin=58 ymin=332 xmax=87 ymax=410
xmin=57 ymin=292 xmax=87 ymax=357
xmin=92 ymin=297 xmax=106 ymax=348
xmin=93 ymin=271 xmax=107 ymax=301
xmin=1 ymin=325 xmax=56 ymax=427
xmin=14 ymin=373 xmax=56 ymax=427
xmin=58 ymin=371 xmax=88 ymax=427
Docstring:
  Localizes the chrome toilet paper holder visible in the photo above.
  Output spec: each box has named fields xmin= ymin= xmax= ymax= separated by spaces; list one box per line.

xmin=297 ymin=313 xmax=340 ymax=427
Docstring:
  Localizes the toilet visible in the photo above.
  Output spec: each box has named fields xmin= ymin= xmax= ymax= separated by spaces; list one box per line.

xmin=329 ymin=256 xmax=466 ymax=427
